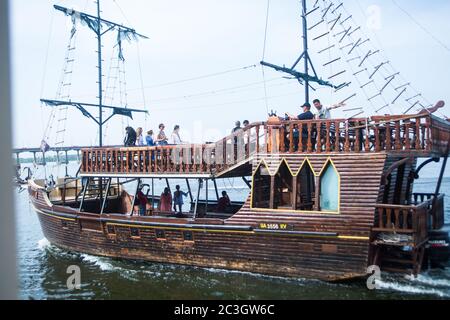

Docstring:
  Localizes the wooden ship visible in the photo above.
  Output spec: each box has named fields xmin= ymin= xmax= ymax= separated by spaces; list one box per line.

xmin=29 ymin=0 xmax=450 ymax=281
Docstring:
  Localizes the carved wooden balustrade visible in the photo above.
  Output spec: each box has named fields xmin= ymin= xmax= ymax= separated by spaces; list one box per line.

xmin=373 ymin=202 xmax=429 ymax=247
xmin=80 ymin=114 xmax=449 ymax=176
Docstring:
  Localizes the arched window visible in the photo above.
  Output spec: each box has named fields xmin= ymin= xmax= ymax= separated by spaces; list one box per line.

xmin=273 ymin=159 xmax=293 ymax=209
xmin=296 ymin=159 xmax=316 ymax=211
xmin=251 ymin=161 xmax=271 ymax=209
xmin=319 ymin=160 xmax=339 ymax=212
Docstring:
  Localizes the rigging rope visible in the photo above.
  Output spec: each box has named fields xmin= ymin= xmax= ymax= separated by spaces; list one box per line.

xmin=134 ymin=65 xmax=258 ymax=90
xmin=261 ymin=0 xmax=271 ymax=114
xmin=391 ymin=0 xmax=450 ymax=54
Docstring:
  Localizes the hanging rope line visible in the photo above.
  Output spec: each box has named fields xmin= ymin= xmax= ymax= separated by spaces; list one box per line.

xmin=261 ymin=0 xmax=271 ymax=114
xmin=149 ymin=90 xmax=303 ymax=112
xmin=392 ymin=0 xmax=450 ymax=53
xmin=40 ymin=10 xmax=56 ymax=141
xmin=139 ymin=77 xmax=288 ymax=105
xmin=133 ymin=64 xmax=258 ymax=90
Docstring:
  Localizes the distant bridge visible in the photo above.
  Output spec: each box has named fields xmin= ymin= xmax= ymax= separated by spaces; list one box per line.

xmin=12 ymin=145 xmax=93 ymax=166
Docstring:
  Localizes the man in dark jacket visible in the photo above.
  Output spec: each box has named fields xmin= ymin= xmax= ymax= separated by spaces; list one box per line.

xmin=285 ymin=103 xmax=314 ymax=121
xmin=124 ymin=127 xmax=137 ymax=146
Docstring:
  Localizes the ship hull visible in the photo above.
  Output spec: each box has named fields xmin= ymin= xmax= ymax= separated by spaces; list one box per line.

xmin=30 ymin=185 xmax=369 ymax=282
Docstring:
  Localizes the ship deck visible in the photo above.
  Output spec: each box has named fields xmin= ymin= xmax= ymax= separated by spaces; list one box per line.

xmin=79 ymin=114 xmax=450 ymax=178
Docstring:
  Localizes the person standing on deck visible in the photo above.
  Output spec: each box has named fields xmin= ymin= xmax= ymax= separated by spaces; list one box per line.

xmin=155 ymin=123 xmax=169 ymax=146
xmin=173 ymin=185 xmax=188 ymax=215
xmin=158 ymin=187 xmax=172 ymax=213
xmin=124 ymin=127 xmax=137 ymax=146
xmin=313 ymin=99 xmax=345 ymax=120
xmin=146 ymin=130 xmax=155 ymax=146
xmin=170 ymin=125 xmax=185 ymax=145
xmin=286 ymin=103 xmax=314 ymax=121
xmin=216 ymin=191 xmax=231 ymax=213
xmin=135 ymin=185 xmax=148 ymax=216
xmin=136 ymin=127 xmax=145 ymax=146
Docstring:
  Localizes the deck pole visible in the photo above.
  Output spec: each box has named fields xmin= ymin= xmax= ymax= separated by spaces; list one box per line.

xmin=0 ymin=0 xmax=17 ymax=299
xmin=151 ymin=178 xmax=155 ymax=210
xmin=432 ymin=153 xmax=448 ymax=211
xmin=79 ymin=178 xmax=90 ymax=211
xmin=205 ymin=179 xmax=209 ymax=215
xmin=100 ymin=178 xmax=112 ymax=215
xmin=242 ymin=176 xmax=251 ymax=188
xmin=193 ymin=179 xmax=203 ymax=220
xmin=213 ymin=178 xmax=220 ymax=201
xmin=186 ymin=179 xmax=194 ymax=203
xmin=130 ymin=178 xmax=141 ymax=216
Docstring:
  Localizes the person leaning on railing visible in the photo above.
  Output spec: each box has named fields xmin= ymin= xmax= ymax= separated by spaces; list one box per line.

xmin=284 ymin=103 xmax=315 ymax=151
xmin=312 ymin=99 xmax=345 ymax=120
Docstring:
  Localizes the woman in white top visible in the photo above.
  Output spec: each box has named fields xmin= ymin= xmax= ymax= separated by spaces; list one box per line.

xmin=136 ymin=127 xmax=145 ymax=146
xmin=170 ymin=125 xmax=184 ymax=145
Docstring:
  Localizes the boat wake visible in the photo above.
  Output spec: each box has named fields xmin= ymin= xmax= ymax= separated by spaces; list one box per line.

xmin=37 ymin=238 xmax=51 ymax=251
xmin=80 ymin=254 xmax=115 ymax=272
xmin=377 ymin=272 xmax=450 ymax=298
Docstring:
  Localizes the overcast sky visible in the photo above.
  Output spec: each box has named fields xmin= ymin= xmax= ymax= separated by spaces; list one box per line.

xmin=10 ymin=0 xmax=450 ymax=148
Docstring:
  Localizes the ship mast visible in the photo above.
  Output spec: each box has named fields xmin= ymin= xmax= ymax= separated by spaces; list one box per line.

xmin=41 ymin=0 xmax=149 ymax=147
xmin=96 ymin=0 xmax=104 ymax=147
xmin=301 ymin=0 xmax=310 ymax=103
xmin=261 ymin=0 xmax=338 ymax=103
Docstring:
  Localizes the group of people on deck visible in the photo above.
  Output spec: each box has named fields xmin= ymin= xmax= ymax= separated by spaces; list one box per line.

xmin=134 ymin=184 xmax=232 ymax=217
xmin=124 ymin=124 xmax=186 ymax=147
xmin=284 ymin=99 xmax=345 ymax=121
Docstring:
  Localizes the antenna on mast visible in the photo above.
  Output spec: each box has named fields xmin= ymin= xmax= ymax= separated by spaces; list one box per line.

xmin=261 ymin=0 xmax=338 ymax=103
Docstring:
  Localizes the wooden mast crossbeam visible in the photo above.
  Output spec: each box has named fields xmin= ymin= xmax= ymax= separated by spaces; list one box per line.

xmin=40 ymin=99 xmax=148 ymax=125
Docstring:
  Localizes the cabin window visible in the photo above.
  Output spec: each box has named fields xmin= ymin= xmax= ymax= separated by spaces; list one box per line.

xmin=319 ymin=161 xmax=339 ymax=212
xmin=296 ymin=160 xmax=316 ymax=211
xmin=273 ymin=160 xmax=294 ymax=209
xmin=106 ymin=224 xmax=116 ymax=235
xmin=130 ymin=227 xmax=140 ymax=238
xmin=251 ymin=161 xmax=271 ymax=209
xmin=155 ymin=229 xmax=166 ymax=240
xmin=183 ymin=231 xmax=194 ymax=242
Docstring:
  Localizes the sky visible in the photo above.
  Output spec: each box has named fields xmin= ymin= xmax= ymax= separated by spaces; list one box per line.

xmin=9 ymin=0 xmax=450 ymax=148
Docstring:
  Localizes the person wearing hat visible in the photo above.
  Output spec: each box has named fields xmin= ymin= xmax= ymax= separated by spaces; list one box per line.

xmin=285 ymin=103 xmax=315 ymax=121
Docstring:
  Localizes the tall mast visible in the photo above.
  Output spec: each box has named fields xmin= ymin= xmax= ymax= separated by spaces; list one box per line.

xmin=42 ymin=3 xmax=149 ymax=147
xmin=97 ymin=0 xmax=103 ymax=147
xmin=261 ymin=0 xmax=338 ymax=102
xmin=301 ymin=0 xmax=309 ymax=103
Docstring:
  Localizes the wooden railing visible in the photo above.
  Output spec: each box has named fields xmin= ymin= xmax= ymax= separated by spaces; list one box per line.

xmin=412 ymin=193 xmax=445 ymax=230
xmin=82 ymin=123 xmax=267 ymax=175
xmin=270 ymin=114 xmax=442 ymax=154
xmin=373 ymin=203 xmax=429 ymax=246
xmin=80 ymin=114 xmax=449 ymax=175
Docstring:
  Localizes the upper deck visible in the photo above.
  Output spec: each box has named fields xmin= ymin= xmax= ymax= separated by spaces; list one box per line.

xmin=80 ymin=114 xmax=450 ymax=178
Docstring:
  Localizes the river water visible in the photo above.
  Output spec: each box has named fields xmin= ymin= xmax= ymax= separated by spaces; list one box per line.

xmin=16 ymin=162 xmax=450 ymax=300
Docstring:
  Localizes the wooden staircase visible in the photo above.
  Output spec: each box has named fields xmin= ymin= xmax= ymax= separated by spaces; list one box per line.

xmin=373 ymin=245 xmax=425 ymax=276
xmin=371 ymin=202 xmax=429 ymax=277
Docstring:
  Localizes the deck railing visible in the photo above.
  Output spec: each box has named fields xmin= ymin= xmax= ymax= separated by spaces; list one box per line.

xmin=373 ymin=203 xmax=429 ymax=246
xmin=82 ymin=123 xmax=267 ymax=175
xmin=80 ymin=114 xmax=449 ymax=175
xmin=412 ymin=193 xmax=445 ymax=230
xmin=271 ymin=114 xmax=439 ymax=154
